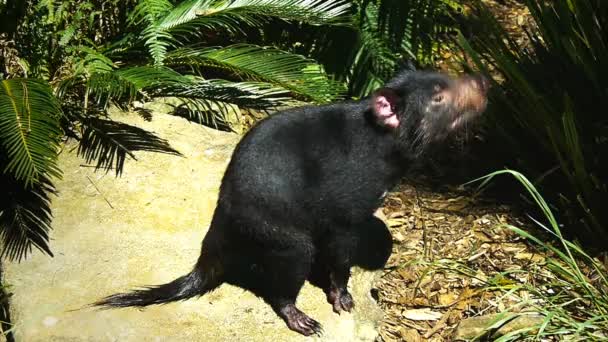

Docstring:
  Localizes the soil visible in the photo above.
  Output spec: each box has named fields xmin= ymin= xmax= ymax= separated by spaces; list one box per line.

xmin=375 ymin=179 xmax=545 ymax=341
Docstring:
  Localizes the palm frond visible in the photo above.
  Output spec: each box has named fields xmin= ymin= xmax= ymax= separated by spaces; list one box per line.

xmin=156 ymin=77 xmax=291 ymax=107
xmin=143 ymin=25 xmax=177 ymax=65
xmin=348 ymin=2 xmax=399 ymax=96
xmin=224 ymin=0 xmax=350 ymax=24
xmin=128 ymin=0 xmax=177 ymax=65
xmin=153 ymin=78 xmax=291 ymax=126
xmin=130 ymin=0 xmax=350 ymax=64
xmin=0 ymin=79 xmax=62 ymax=186
xmin=55 ymin=46 xmax=117 ymax=101
xmin=129 ymin=0 xmax=174 ymax=27
xmin=71 ymin=46 xmax=116 ymax=76
xmin=160 ymin=0 xmax=350 ymax=32
xmin=87 ymin=64 xmax=302 ymax=123
xmin=167 ymin=44 xmax=344 ymax=102
xmin=157 ymin=0 xmax=213 ymax=29
xmin=346 ymin=0 xmax=459 ymax=97
xmin=85 ymin=72 xmax=137 ymax=109
xmin=0 ymin=171 xmax=55 ymax=261
xmin=279 ymin=0 xmax=459 ymax=98
xmin=114 ymin=65 xmax=187 ymax=88
xmin=85 ymin=66 xmax=189 ymax=108
xmin=77 ymin=117 xmax=181 ymax=176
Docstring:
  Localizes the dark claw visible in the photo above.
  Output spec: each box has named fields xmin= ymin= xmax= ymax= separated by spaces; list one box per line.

xmin=279 ymin=304 xmax=323 ymax=336
xmin=311 ymin=319 xmax=323 ymax=336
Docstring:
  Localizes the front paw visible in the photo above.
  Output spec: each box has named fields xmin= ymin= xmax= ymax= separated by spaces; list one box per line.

xmin=327 ymin=288 xmax=355 ymax=314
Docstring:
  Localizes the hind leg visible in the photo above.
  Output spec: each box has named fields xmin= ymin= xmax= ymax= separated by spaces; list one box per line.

xmin=314 ymin=215 xmax=392 ymax=314
xmin=226 ymin=224 xmax=322 ymax=336
xmin=309 ymin=256 xmax=352 ymax=314
xmin=261 ymin=241 xmax=323 ymax=336
xmin=353 ymin=215 xmax=393 ymax=270
xmin=316 ymin=229 xmax=358 ymax=314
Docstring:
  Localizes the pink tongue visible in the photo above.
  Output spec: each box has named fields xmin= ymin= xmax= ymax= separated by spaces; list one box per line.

xmin=384 ymin=115 xmax=399 ymax=128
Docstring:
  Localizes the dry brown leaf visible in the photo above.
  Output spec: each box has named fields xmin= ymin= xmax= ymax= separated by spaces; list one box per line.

xmin=399 ymin=327 xmax=423 ymax=342
xmin=403 ymin=308 xmax=443 ymax=321
xmin=438 ymin=293 xmax=459 ymax=306
xmin=514 ymin=252 xmax=546 ymax=263
xmin=393 ymin=231 xmax=406 ymax=242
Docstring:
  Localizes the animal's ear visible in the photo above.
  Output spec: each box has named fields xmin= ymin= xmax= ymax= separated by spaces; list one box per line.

xmin=398 ymin=58 xmax=417 ymax=72
xmin=371 ymin=88 xmax=400 ymax=129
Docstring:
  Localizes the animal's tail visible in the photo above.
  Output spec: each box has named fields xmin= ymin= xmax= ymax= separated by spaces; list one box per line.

xmin=93 ymin=261 xmax=220 ymax=308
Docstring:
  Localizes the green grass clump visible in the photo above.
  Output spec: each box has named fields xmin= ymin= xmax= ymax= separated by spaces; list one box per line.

xmin=468 ymin=170 xmax=608 ymax=341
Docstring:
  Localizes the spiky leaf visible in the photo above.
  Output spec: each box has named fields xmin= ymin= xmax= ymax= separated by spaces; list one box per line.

xmin=130 ymin=0 xmax=350 ymax=64
xmin=167 ymin=44 xmax=344 ymax=102
xmin=153 ymin=78 xmax=292 ymax=126
xmin=0 ymin=79 xmax=62 ymax=186
xmin=85 ymin=66 xmax=189 ymax=108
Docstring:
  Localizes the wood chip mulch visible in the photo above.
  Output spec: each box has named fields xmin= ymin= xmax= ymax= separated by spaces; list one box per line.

xmin=375 ymin=180 xmax=549 ymax=341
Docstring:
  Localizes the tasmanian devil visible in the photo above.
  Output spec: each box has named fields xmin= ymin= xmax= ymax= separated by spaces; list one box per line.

xmin=94 ymin=70 xmax=489 ymax=336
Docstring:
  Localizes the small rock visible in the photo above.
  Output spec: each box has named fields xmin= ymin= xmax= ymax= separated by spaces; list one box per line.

xmin=453 ymin=313 xmax=545 ymax=340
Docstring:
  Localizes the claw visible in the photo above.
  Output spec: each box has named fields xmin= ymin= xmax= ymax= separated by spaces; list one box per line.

xmin=311 ymin=319 xmax=324 ymax=337
xmin=279 ymin=304 xmax=323 ymax=336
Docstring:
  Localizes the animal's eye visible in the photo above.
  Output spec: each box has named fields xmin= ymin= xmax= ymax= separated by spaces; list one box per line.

xmin=432 ymin=94 xmax=444 ymax=103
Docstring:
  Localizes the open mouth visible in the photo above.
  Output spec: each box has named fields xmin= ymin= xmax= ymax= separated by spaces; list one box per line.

xmin=381 ymin=114 xmax=400 ymax=129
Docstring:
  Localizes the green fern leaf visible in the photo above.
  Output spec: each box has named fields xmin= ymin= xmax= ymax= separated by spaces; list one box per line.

xmin=130 ymin=0 xmax=349 ymax=64
xmin=167 ymin=44 xmax=344 ymax=102
xmin=159 ymin=0 xmax=349 ymax=32
xmin=152 ymin=77 xmax=292 ymax=126
xmin=129 ymin=0 xmax=176 ymax=65
xmin=0 ymin=79 xmax=63 ymax=186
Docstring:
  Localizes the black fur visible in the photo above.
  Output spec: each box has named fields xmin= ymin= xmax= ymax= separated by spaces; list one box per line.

xmin=95 ymin=70 xmax=488 ymax=336
xmin=95 ymin=269 xmax=205 ymax=307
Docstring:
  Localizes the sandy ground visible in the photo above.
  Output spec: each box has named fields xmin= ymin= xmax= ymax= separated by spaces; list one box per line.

xmin=4 ymin=108 xmax=383 ymax=342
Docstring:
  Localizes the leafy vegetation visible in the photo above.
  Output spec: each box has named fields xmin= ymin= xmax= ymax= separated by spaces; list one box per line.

xmin=0 ymin=0 xmax=348 ymax=261
xmin=467 ymin=170 xmax=608 ymax=340
xmin=341 ymin=0 xmax=461 ymax=97
xmin=0 ymin=79 xmax=62 ymax=185
xmin=262 ymin=0 xmax=462 ymax=98
xmin=459 ymin=0 xmax=608 ymax=248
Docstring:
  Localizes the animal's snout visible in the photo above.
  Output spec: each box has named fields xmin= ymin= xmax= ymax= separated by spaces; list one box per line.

xmin=470 ymin=74 xmax=490 ymax=95
xmin=454 ymin=74 xmax=490 ymax=114
xmin=460 ymin=74 xmax=490 ymax=96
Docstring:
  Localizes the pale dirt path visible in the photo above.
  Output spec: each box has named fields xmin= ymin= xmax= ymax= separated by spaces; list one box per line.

xmin=5 ymin=107 xmax=383 ymax=342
